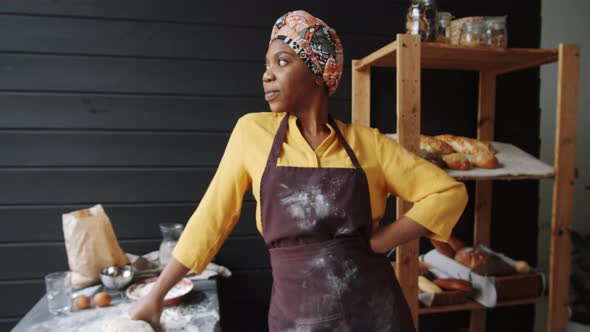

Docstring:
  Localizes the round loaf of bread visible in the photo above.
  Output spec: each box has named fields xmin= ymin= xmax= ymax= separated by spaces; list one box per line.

xmin=454 ymin=247 xmax=490 ymax=270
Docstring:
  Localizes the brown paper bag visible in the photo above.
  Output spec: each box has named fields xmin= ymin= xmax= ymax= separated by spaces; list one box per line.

xmin=62 ymin=204 xmax=129 ymax=288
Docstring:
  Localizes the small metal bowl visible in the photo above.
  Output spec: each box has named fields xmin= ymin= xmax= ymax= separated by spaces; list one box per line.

xmin=100 ymin=265 xmax=136 ymax=290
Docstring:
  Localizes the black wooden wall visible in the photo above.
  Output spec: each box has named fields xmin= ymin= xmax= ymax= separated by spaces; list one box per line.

xmin=0 ymin=1 xmax=543 ymax=331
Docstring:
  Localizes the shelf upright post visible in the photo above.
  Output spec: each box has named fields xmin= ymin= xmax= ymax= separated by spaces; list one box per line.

xmin=352 ymin=59 xmax=371 ymax=127
xmin=395 ymin=33 xmax=422 ymax=329
xmin=548 ymin=44 xmax=580 ymax=332
xmin=470 ymin=70 xmax=498 ymax=332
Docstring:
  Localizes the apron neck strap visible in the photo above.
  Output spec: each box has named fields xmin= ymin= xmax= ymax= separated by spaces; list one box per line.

xmin=267 ymin=113 xmax=362 ymax=169
xmin=329 ymin=115 xmax=362 ymax=169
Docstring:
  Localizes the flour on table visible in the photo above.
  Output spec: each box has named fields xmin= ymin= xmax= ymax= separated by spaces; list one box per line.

xmin=102 ymin=317 xmax=155 ymax=332
xmin=132 ymin=281 xmax=189 ymax=300
xmin=29 ymin=289 xmax=219 ymax=332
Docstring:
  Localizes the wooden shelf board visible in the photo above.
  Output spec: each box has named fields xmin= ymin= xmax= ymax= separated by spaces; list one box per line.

xmin=354 ymin=40 xmax=558 ymax=73
xmin=419 ymin=296 xmax=547 ymax=315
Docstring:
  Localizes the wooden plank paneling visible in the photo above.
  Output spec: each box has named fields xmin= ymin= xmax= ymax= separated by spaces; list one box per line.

xmin=0 ymin=281 xmax=45 ymax=317
xmin=0 ymin=54 xmax=351 ymax=99
xmin=0 ymin=237 xmax=268 ymax=280
xmin=0 ymin=240 xmax=159 ymax=280
xmin=0 ymin=1 xmax=406 ymax=35
xmin=0 ymin=14 xmax=269 ymax=60
xmin=0 ymin=131 xmax=229 ymax=167
xmin=0 ymin=15 xmax=395 ymax=62
xmin=0 ymin=94 xmax=260 ymax=131
xmin=0 ymin=169 xmax=215 ymax=205
xmin=0 ymin=318 xmax=19 ymax=332
xmin=0 ymin=202 xmax=259 ymax=242
xmin=0 ymin=94 xmax=351 ymax=131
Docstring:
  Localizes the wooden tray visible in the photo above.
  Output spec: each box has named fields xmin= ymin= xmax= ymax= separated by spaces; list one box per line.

xmin=495 ymin=272 xmax=545 ymax=301
xmin=424 ymin=290 xmax=469 ymax=307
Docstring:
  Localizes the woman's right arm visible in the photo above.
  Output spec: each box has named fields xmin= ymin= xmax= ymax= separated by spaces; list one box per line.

xmin=128 ymin=115 xmax=253 ymax=329
xmin=128 ymin=258 xmax=189 ymax=329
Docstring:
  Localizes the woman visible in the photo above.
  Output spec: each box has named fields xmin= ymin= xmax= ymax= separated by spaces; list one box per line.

xmin=130 ymin=10 xmax=468 ymax=332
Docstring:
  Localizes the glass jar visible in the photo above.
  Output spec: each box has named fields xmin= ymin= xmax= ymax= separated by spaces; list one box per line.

xmin=435 ymin=11 xmax=454 ymax=43
xmin=458 ymin=21 xmax=486 ymax=47
xmin=406 ymin=0 xmax=438 ymax=42
xmin=484 ymin=16 xmax=508 ymax=48
xmin=159 ymin=223 xmax=184 ymax=267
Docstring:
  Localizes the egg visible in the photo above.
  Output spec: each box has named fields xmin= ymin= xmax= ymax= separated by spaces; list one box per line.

xmin=74 ymin=295 xmax=90 ymax=310
xmin=93 ymin=291 xmax=112 ymax=307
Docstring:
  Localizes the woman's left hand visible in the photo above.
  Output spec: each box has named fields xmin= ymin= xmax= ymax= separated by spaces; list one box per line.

xmin=369 ymin=216 xmax=431 ymax=254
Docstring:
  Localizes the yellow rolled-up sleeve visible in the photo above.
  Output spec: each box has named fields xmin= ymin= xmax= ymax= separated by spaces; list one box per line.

xmin=173 ymin=117 xmax=252 ymax=273
xmin=376 ymin=132 xmax=468 ymax=242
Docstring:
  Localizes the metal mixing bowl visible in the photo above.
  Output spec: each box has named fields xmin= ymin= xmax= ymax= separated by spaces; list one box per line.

xmin=100 ymin=265 xmax=136 ymax=290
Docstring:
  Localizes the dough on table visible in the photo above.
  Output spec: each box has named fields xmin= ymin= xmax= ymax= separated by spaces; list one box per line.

xmin=103 ymin=317 xmax=155 ymax=332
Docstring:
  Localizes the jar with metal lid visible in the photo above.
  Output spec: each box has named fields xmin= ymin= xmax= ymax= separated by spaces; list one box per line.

xmin=484 ymin=16 xmax=508 ymax=48
xmin=406 ymin=0 xmax=438 ymax=42
xmin=435 ymin=11 xmax=454 ymax=43
xmin=458 ymin=21 xmax=486 ymax=47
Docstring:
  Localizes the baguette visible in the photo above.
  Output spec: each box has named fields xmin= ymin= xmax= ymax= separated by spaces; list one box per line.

xmin=471 ymin=152 xmax=499 ymax=169
xmin=420 ymin=135 xmax=455 ymax=155
xmin=419 ymin=149 xmax=446 ymax=168
xmin=435 ymin=134 xmax=495 ymax=156
xmin=418 ymin=276 xmax=443 ymax=294
xmin=441 ymin=153 xmax=471 ymax=170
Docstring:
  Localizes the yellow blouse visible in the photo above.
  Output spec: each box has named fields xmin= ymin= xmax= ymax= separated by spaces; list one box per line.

xmin=173 ymin=112 xmax=468 ymax=273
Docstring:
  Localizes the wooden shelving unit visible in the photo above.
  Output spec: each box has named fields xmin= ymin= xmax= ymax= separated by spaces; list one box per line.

xmin=418 ymin=296 xmax=548 ymax=315
xmin=351 ymin=34 xmax=580 ymax=331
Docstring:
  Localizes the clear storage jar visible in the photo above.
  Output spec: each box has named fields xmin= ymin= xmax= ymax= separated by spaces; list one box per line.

xmin=458 ymin=21 xmax=486 ymax=47
xmin=406 ymin=0 xmax=438 ymax=42
xmin=435 ymin=11 xmax=454 ymax=43
xmin=484 ymin=16 xmax=508 ymax=48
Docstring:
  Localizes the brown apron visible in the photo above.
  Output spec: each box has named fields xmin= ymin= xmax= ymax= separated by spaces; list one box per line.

xmin=260 ymin=114 xmax=416 ymax=332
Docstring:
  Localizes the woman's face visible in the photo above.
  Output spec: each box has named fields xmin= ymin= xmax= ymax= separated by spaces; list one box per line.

xmin=263 ymin=39 xmax=323 ymax=113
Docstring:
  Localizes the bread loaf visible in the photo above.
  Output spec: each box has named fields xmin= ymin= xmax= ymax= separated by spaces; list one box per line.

xmin=435 ymin=134 xmax=496 ymax=155
xmin=455 ymin=247 xmax=488 ymax=269
xmin=419 ymin=134 xmax=499 ymax=170
xmin=418 ymin=276 xmax=443 ymax=293
xmin=448 ymin=236 xmax=466 ymax=252
xmin=454 ymin=246 xmax=516 ymax=276
xmin=471 ymin=152 xmax=499 ymax=169
xmin=430 ymin=239 xmax=456 ymax=258
xmin=420 ymin=135 xmax=455 ymax=155
xmin=442 ymin=153 xmax=471 ymax=170
xmin=433 ymin=278 xmax=473 ymax=292
xmin=419 ymin=150 xmax=446 ymax=168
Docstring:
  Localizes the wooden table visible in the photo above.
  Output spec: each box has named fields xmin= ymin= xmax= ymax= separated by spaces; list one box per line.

xmin=12 ymin=279 xmax=220 ymax=332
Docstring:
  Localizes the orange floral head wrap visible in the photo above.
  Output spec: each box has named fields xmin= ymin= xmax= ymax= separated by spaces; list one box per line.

xmin=270 ymin=10 xmax=344 ymax=96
